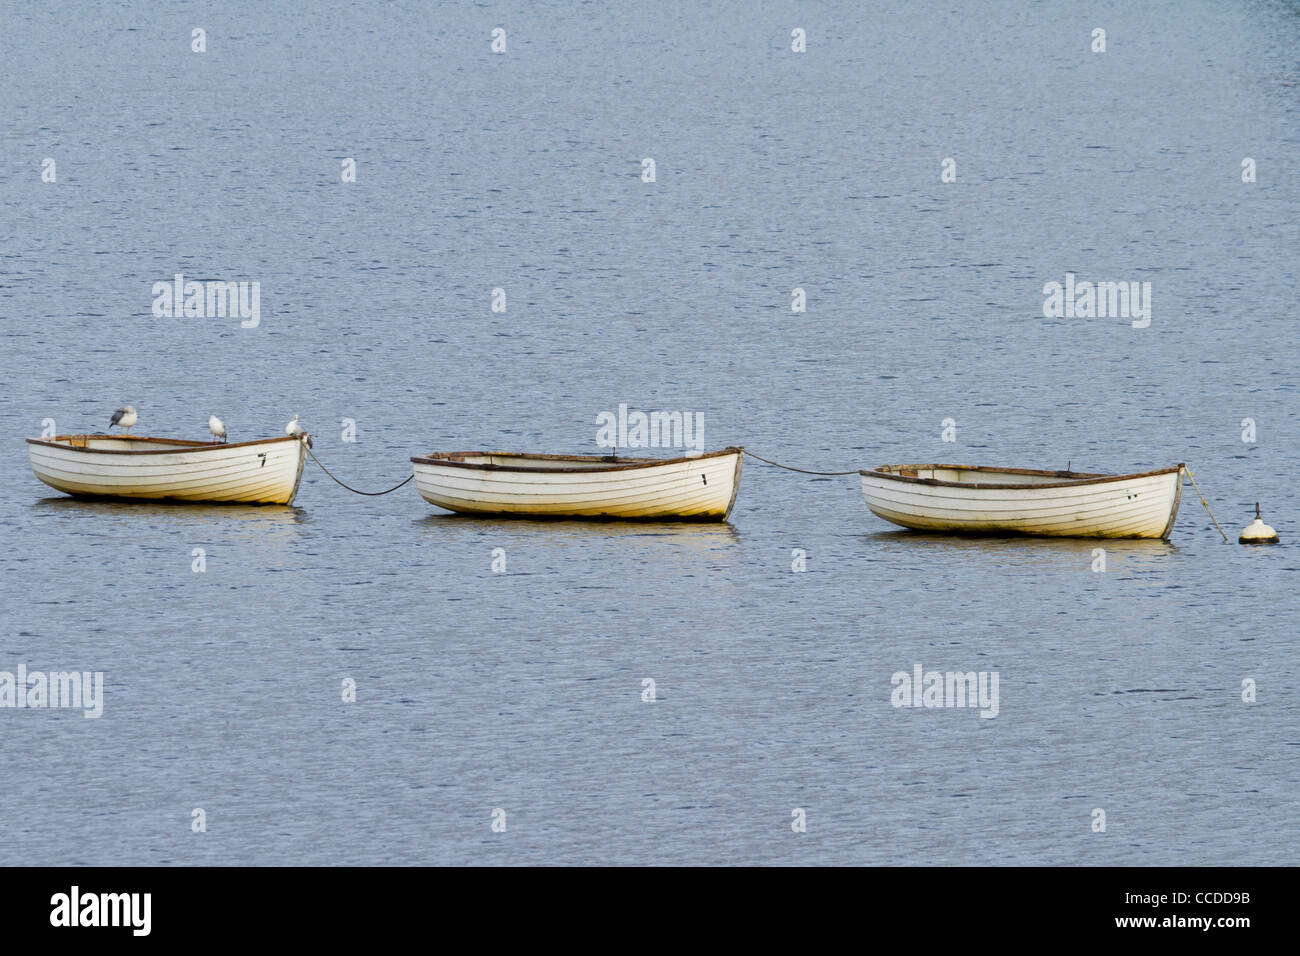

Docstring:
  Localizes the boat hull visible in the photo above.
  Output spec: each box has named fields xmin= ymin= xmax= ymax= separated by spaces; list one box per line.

xmin=411 ymin=448 xmax=744 ymax=520
xmin=27 ymin=435 xmax=308 ymax=505
xmin=859 ymin=464 xmax=1184 ymax=539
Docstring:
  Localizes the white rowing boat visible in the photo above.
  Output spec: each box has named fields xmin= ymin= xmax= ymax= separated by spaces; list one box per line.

xmin=27 ymin=434 xmax=309 ymax=505
xmin=410 ymin=448 xmax=744 ymax=520
xmin=859 ymin=463 xmax=1185 ymax=539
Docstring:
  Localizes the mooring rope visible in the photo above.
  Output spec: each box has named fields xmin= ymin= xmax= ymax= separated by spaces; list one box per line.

xmin=1183 ymin=465 xmax=1229 ymax=543
xmin=743 ymin=450 xmax=860 ymax=476
xmin=305 ymin=443 xmax=414 ymax=496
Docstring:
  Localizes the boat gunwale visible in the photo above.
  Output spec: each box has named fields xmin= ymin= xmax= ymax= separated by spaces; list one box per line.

xmin=859 ymin=463 xmax=1185 ymax=491
xmin=27 ymin=434 xmax=304 ymax=455
xmin=410 ymin=446 xmax=744 ymax=474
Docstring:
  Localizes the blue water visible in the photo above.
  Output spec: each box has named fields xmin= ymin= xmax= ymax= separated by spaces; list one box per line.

xmin=0 ymin=0 xmax=1296 ymax=864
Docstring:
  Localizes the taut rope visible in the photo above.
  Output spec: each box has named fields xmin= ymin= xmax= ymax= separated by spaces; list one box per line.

xmin=1183 ymin=465 xmax=1229 ymax=543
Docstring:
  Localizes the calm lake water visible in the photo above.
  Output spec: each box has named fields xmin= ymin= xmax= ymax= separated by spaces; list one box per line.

xmin=1 ymin=1 xmax=1296 ymax=865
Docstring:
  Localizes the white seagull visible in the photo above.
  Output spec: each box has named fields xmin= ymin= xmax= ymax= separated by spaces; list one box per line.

xmin=208 ymin=414 xmax=227 ymax=443
xmin=285 ymin=414 xmax=312 ymax=448
xmin=109 ymin=405 xmax=137 ymax=433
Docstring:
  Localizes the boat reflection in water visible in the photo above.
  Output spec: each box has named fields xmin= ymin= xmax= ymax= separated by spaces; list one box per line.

xmin=32 ymin=495 xmax=306 ymax=551
xmin=859 ymin=527 xmax=1177 ymax=571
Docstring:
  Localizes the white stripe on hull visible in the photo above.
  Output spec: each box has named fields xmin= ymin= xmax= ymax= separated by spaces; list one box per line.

xmin=29 ymin=438 xmax=307 ymax=505
xmin=860 ymin=469 xmax=1182 ymax=538
xmin=413 ymin=451 xmax=743 ymax=520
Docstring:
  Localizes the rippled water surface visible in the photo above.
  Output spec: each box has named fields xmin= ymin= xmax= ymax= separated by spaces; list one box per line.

xmin=1 ymin=1 xmax=1297 ymax=865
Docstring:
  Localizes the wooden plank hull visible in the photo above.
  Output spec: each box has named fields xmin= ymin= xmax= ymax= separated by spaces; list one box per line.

xmin=859 ymin=464 xmax=1184 ymax=539
xmin=27 ymin=435 xmax=308 ymax=505
xmin=411 ymin=448 xmax=744 ymax=520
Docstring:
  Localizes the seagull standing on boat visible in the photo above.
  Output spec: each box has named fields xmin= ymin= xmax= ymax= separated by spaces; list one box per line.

xmin=285 ymin=414 xmax=311 ymax=447
xmin=208 ymin=414 xmax=227 ymax=443
xmin=109 ymin=405 xmax=137 ymax=434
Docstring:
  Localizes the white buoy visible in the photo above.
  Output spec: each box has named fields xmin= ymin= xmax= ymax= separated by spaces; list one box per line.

xmin=1239 ymin=503 xmax=1279 ymax=544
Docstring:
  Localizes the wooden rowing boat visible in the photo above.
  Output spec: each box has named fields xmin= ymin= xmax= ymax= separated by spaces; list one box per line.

xmin=859 ymin=463 xmax=1185 ymax=539
xmin=410 ymin=448 xmax=744 ymax=520
xmin=27 ymin=434 xmax=309 ymax=505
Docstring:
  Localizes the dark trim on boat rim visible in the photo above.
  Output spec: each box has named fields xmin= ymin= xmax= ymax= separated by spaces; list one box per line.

xmin=26 ymin=434 xmax=303 ymax=455
xmin=858 ymin=463 xmax=1186 ymax=491
xmin=410 ymin=446 xmax=744 ymax=474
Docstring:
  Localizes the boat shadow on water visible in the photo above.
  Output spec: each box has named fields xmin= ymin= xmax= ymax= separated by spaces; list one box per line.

xmin=858 ymin=529 xmax=1177 ymax=567
xmin=414 ymin=513 xmax=741 ymax=549
xmin=32 ymin=496 xmax=307 ymax=528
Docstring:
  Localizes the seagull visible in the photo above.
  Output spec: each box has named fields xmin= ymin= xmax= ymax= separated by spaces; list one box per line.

xmin=208 ymin=414 xmax=227 ymax=443
xmin=109 ymin=405 xmax=137 ymax=433
xmin=285 ymin=414 xmax=311 ymax=446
